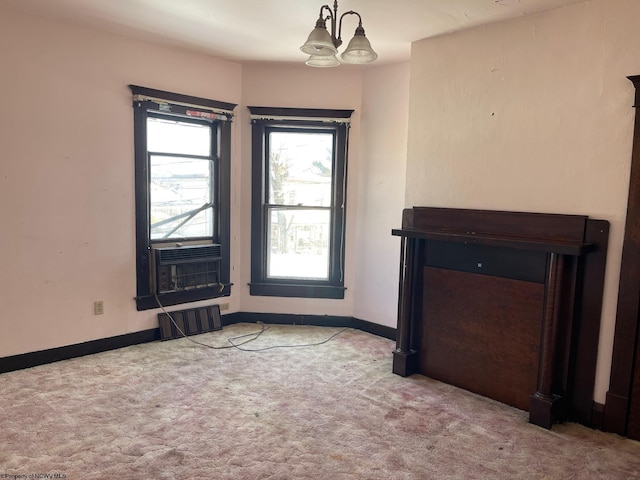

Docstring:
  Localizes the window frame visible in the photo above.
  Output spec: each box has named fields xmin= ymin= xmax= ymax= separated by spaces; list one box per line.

xmin=147 ymin=112 xmax=216 ymax=241
xmin=248 ymin=106 xmax=353 ymax=299
xmin=130 ymin=85 xmax=235 ymax=310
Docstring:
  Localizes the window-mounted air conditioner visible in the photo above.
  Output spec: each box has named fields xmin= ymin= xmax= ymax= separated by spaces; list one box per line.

xmin=155 ymin=244 xmax=222 ymax=294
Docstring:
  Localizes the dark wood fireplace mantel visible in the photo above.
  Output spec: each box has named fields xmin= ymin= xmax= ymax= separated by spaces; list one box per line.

xmin=392 ymin=207 xmax=609 ymax=429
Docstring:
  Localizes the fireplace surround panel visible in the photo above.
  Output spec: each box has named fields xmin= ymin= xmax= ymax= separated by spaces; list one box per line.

xmin=392 ymin=207 xmax=609 ymax=429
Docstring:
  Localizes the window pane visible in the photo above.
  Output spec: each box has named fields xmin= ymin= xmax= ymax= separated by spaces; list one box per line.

xmin=150 ymin=155 xmax=212 ymax=239
xmin=267 ymin=208 xmax=330 ymax=280
xmin=268 ymin=131 xmax=333 ymax=207
xmin=147 ymin=117 xmax=211 ymax=156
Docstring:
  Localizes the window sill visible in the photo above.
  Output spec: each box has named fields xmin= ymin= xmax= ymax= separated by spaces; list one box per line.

xmin=136 ymin=285 xmax=231 ymax=311
xmin=249 ymin=283 xmax=345 ymax=299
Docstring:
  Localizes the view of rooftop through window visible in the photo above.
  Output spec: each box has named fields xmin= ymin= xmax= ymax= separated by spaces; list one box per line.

xmin=267 ymin=131 xmax=334 ymax=280
xmin=147 ymin=117 xmax=214 ymax=240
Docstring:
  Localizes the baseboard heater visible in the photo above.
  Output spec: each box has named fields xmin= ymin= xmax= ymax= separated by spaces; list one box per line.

xmin=158 ymin=304 xmax=222 ymax=341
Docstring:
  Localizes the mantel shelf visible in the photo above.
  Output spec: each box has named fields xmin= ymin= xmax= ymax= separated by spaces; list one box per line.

xmin=392 ymin=228 xmax=594 ymax=256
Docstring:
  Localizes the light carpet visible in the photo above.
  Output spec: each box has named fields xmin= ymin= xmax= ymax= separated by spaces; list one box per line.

xmin=1 ymin=323 xmax=639 ymax=479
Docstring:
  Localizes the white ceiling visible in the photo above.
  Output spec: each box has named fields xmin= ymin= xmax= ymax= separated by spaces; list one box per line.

xmin=1 ymin=0 xmax=588 ymax=65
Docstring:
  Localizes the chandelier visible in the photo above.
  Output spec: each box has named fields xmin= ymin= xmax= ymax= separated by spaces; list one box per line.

xmin=300 ymin=1 xmax=378 ymax=67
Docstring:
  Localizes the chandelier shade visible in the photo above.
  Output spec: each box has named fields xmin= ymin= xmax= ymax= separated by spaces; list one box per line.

xmin=300 ymin=23 xmax=338 ymax=56
xmin=305 ymin=54 xmax=341 ymax=67
xmin=340 ymin=26 xmax=378 ymax=64
xmin=300 ymin=1 xmax=377 ymax=67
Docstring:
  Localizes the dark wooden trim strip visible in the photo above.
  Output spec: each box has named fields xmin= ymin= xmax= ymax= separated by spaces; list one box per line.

xmin=604 ymin=75 xmax=640 ymax=437
xmin=248 ymin=283 xmax=346 ymax=299
xmin=591 ymin=402 xmax=605 ymax=431
xmin=136 ymin=286 xmax=231 ymax=311
xmin=405 ymin=207 xmax=588 ymax=243
xmin=247 ymin=106 xmax=354 ymax=119
xmin=392 ymin=229 xmax=593 ymax=256
xmin=0 ymin=313 xmax=395 ymax=375
xmin=218 ymin=121 xmax=232 ymax=289
xmin=0 ymin=329 xmax=160 ymax=374
xmin=133 ymin=101 xmax=151 ymax=298
xmin=129 ymin=85 xmax=237 ymax=112
xmin=222 ymin=312 xmax=396 ymax=340
xmin=604 ymin=392 xmax=629 ymax=433
xmin=568 ymin=220 xmax=609 ymax=426
xmin=350 ymin=318 xmax=396 ymax=341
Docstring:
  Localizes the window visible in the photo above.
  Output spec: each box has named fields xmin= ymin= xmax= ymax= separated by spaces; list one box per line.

xmin=148 ymin=116 xmax=213 ymax=240
xmin=130 ymin=85 xmax=235 ymax=310
xmin=248 ymin=106 xmax=353 ymax=299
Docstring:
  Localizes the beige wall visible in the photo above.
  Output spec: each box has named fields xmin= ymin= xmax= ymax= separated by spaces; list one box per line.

xmin=238 ymin=62 xmax=409 ymax=324
xmin=0 ymin=7 xmax=409 ymax=358
xmin=239 ymin=63 xmax=363 ymax=317
xmin=407 ymin=0 xmax=640 ymax=402
xmin=0 ymin=8 xmax=243 ymax=357
xmin=7 ymin=0 xmax=625 ymax=407
xmin=354 ymin=63 xmax=410 ymax=327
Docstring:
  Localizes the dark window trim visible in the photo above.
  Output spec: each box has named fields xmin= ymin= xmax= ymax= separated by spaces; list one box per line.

xmin=248 ymin=106 xmax=353 ymax=299
xmin=0 ymin=314 xmax=396 ymax=375
xmin=248 ymin=283 xmax=346 ymax=299
xmin=131 ymin=86 xmax=236 ymax=310
xmin=130 ymin=84 xmax=237 ymax=112
xmin=247 ymin=106 xmax=354 ymax=120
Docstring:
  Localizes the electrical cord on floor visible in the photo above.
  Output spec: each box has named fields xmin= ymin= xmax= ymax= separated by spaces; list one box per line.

xmin=228 ymin=326 xmax=347 ymax=352
xmin=154 ymin=292 xmax=265 ymax=350
xmin=154 ymin=292 xmax=347 ymax=351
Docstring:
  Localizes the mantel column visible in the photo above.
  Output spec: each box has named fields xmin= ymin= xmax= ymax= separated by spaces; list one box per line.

xmin=530 ymin=252 xmax=566 ymax=429
xmin=393 ymin=236 xmax=419 ymax=377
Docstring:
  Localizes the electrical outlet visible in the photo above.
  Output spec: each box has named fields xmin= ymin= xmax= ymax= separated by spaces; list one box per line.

xmin=219 ymin=303 xmax=230 ymax=311
xmin=94 ymin=301 xmax=104 ymax=315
